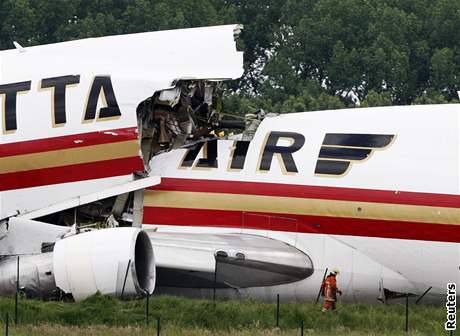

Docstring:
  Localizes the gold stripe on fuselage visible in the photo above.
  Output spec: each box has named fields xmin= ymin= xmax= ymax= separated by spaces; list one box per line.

xmin=0 ymin=140 xmax=139 ymax=174
xmin=144 ymin=190 xmax=460 ymax=225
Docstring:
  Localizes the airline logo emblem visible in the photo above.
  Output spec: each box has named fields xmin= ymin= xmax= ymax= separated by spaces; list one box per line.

xmin=315 ymin=133 xmax=395 ymax=176
xmin=180 ymin=131 xmax=395 ymax=177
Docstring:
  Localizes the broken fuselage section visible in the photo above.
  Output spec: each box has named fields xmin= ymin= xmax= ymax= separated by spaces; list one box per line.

xmin=137 ymin=80 xmax=242 ymax=170
xmin=0 ymin=25 xmax=307 ymax=301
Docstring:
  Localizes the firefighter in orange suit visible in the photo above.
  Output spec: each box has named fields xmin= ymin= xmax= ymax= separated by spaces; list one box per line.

xmin=321 ymin=267 xmax=342 ymax=313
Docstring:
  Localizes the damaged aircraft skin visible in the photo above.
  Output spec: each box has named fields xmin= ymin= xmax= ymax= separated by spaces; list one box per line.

xmin=0 ymin=25 xmax=458 ymax=304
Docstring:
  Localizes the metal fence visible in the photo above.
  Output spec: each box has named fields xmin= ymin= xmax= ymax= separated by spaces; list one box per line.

xmin=0 ymin=256 xmax=426 ymax=335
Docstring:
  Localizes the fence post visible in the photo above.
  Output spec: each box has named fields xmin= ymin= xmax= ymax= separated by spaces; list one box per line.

xmin=415 ymin=286 xmax=432 ymax=305
xmin=212 ymin=265 xmax=217 ymax=303
xmin=145 ymin=292 xmax=149 ymax=326
xmin=405 ymin=293 xmax=409 ymax=333
xmin=15 ymin=256 xmax=19 ymax=325
xmin=5 ymin=312 xmax=8 ymax=336
xmin=300 ymin=320 xmax=304 ymax=336
xmin=156 ymin=317 xmax=160 ymax=336
xmin=121 ymin=260 xmax=131 ymax=299
xmin=276 ymin=294 xmax=280 ymax=328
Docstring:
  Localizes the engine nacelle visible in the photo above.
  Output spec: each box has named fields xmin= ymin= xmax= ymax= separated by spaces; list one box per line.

xmin=53 ymin=228 xmax=155 ymax=301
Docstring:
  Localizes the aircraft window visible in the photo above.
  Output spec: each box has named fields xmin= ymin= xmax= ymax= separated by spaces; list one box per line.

xmin=235 ymin=252 xmax=245 ymax=260
xmin=215 ymin=250 xmax=228 ymax=258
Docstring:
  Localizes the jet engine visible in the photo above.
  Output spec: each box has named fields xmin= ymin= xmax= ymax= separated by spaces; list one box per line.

xmin=0 ymin=228 xmax=155 ymax=301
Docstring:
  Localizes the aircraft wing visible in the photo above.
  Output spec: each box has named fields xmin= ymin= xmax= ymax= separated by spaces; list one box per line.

xmin=0 ymin=175 xmax=161 ymax=252
xmin=18 ymin=175 xmax=161 ymax=220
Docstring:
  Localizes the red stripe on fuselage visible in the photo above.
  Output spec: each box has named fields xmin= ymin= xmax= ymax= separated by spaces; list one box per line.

xmin=0 ymin=156 xmax=143 ymax=191
xmin=149 ymin=178 xmax=460 ymax=208
xmin=0 ymin=127 xmax=138 ymax=157
xmin=143 ymin=206 xmax=460 ymax=243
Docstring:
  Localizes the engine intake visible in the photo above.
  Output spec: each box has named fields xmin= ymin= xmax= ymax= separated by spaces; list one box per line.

xmin=53 ymin=228 xmax=155 ymax=301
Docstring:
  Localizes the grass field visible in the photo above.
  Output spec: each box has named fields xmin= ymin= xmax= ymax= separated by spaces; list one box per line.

xmin=0 ymin=294 xmax=447 ymax=335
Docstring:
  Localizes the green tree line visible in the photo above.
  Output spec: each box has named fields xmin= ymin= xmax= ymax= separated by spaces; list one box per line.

xmin=0 ymin=0 xmax=458 ymax=114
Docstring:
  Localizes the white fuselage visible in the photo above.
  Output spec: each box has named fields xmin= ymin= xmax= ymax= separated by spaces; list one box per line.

xmin=144 ymin=104 xmax=460 ymax=302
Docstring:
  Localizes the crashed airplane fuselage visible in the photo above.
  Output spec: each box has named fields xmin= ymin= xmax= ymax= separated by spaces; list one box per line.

xmin=0 ymin=25 xmax=458 ymax=304
xmin=0 ymin=24 xmax=243 ymax=301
